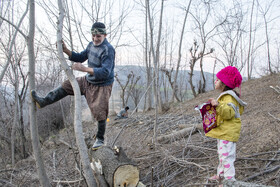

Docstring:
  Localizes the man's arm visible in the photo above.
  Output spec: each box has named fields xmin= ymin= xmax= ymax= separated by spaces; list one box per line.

xmin=72 ymin=63 xmax=94 ymax=75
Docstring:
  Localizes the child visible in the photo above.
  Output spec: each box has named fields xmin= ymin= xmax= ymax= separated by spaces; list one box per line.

xmin=115 ymin=106 xmax=129 ymax=120
xmin=207 ymin=66 xmax=247 ymax=181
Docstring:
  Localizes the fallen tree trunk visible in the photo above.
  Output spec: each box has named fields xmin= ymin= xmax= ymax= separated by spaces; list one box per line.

xmin=152 ymin=125 xmax=199 ymax=144
xmin=90 ymin=146 xmax=139 ymax=187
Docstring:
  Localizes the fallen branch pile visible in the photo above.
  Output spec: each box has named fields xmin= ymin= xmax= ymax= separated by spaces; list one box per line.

xmin=107 ymin=106 xmax=280 ymax=186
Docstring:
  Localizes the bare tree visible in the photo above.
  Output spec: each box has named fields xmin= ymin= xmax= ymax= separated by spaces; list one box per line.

xmin=145 ymin=0 xmax=165 ymax=145
xmin=130 ymin=81 xmax=143 ymax=112
xmin=190 ymin=1 xmax=225 ymax=94
xmin=257 ymin=0 xmax=276 ymax=75
xmin=247 ymin=0 xmax=255 ymax=79
xmin=216 ymin=3 xmax=244 ymax=67
xmin=189 ymin=40 xmax=213 ymax=97
xmin=0 ymin=2 xmax=29 ymax=83
xmin=57 ymin=1 xmax=97 ymax=186
xmin=115 ymin=71 xmax=141 ymax=108
xmin=172 ymin=0 xmax=192 ymax=102
xmin=28 ymin=0 xmax=51 ymax=186
xmin=144 ymin=3 xmax=153 ymax=111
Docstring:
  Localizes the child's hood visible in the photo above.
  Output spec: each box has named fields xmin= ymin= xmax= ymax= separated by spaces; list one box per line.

xmin=217 ymin=90 xmax=247 ymax=107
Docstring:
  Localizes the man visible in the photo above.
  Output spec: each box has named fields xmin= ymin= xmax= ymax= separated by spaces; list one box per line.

xmin=116 ymin=106 xmax=129 ymax=119
xmin=31 ymin=22 xmax=115 ymax=150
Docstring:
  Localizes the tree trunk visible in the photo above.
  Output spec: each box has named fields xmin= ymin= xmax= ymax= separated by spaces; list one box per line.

xmin=144 ymin=8 xmax=152 ymax=111
xmin=28 ymin=0 xmax=51 ymax=186
xmin=264 ymin=17 xmax=272 ymax=74
xmin=247 ymin=0 xmax=255 ymax=80
xmin=154 ymin=0 xmax=164 ymax=113
xmin=91 ymin=146 xmax=139 ymax=187
xmin=11 ymin=72 xmax=19 ymax=166
xmin=57 ymin=1 xmax=97 ymax=186
xmin=199 ymin=46 xmax=206 ymax=93
xmin=189 ymin=60 xmax=197 ymax=98
xmin=148 ymin=125 xmax=198 ymax=144
xmin=145 ymin=0 xmax=159 ymax=145
xmin=173 ymin=0 xmax=192 ymax=102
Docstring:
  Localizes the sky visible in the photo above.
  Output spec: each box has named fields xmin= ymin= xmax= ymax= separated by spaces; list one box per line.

xmin=1 ymin=0 xmax=280 ymax=78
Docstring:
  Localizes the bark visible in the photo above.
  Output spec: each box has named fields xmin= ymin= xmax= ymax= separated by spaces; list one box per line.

xmin=57 ymin=1 xmax=97 ymax=186
xmin=91 ymin=146 xmax=139 ymax=187
xmin=144 ymin=1 xmax=152 ymax=111
xmin=154 ymin=0 xmax=164 ymax=113
xmin=28 ymin=0 xmax=51 ymax=186
xmin=264 ymin=17 xmax=272 ymax=74
xmin=11 ymin=68 xmax=19 ymax=166
xmin=146 ymin=0 xmax=163 ymax=146
xmin=198 ymin=46 xmax=206 ymax=94
xmin=247 ymin=0 xmax=255 ymax=79
xmin=189 ymin=41 xmax=199 ymax=97
xmin=173 ymin=0 xmax=192 ymax=102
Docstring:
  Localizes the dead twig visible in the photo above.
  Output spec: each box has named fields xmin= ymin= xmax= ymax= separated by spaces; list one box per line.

xmin=243 ymin=150 xmax=280 ymax=158
xmin=268 ymin=112 xmax=280 ymax=122
xmin=52 ymin=178 xmax=84 ymax=184
xmin=168 ymin=155 xmax=206 ymax=170
xmin=237 ymin=157 xmax=280 ymax=162
xmin=243 ymin=165 xmax=280 ymax=181
xmin=269 ymin=85 xmax=280 ymax=94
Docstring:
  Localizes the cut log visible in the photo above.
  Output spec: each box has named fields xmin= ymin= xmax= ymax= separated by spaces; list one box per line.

xmin=90 ymin=146 xmax=139 ymax=187
xmin=178 ymin=123 xmax=202 ymax=130
xmin=152 ymin=125 xmax=198 ymax=144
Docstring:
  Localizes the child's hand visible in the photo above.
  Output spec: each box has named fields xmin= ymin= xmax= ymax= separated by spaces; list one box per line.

xmin=208 ymin=98 xmax=219 ymax=106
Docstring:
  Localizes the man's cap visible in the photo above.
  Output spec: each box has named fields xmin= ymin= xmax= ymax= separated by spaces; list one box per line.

xmin=91 ymin=22 xmax=106 ymax=34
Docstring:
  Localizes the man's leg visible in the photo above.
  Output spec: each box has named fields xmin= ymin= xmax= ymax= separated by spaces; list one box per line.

xmin=31 ymin=86 xmax=68 ymax=108
xmin=92 ymin=120 xmax=106 ymax=150
xmin=85 ymin=84 xmax=113 ymax=150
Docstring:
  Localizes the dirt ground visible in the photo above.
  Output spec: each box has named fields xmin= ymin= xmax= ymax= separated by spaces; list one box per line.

xmin=1 ymin=73 xmax=279 ymax=186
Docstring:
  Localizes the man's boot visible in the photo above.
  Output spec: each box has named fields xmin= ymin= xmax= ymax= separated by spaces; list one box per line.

xmin=31 ymin=86 xmax=68 ymax=108
xmin=92 ymin=120 xmax=106 ymax=150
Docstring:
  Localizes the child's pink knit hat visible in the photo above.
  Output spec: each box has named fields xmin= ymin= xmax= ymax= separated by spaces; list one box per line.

xmin=216 ymin=66 xmax=242 ymax=89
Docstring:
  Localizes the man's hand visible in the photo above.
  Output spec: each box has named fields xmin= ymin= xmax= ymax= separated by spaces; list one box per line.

xmin=56 ymin=40 xmax=71 ymax=57
xmin=72 ymin=63 xmax=94 ymax=75
xmin=72 ymin=63 xmax=85 ymax=71
xmin=61 ymin=40 xmax=68 ymax=52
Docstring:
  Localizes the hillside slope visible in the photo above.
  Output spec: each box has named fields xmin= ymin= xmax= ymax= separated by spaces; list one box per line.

xmin=1 ymin=73 xmax=279 ymax=186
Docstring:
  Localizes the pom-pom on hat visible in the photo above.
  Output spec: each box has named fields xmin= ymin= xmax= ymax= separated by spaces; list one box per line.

xmin=216 ymin=66 xmax=242 ymax=89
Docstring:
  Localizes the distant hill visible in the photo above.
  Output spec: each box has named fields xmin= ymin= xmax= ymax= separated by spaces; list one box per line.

xmin=110 ymin=65 xmax=215 ymax=111
xmin=114 ymin=65 xmax=214 ymax=91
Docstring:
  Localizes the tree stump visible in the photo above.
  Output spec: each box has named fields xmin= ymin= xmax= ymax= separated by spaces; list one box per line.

xmin=90 ymin=146 xmax=139 ymax=187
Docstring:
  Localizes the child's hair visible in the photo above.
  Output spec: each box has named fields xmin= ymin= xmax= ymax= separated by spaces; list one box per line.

xmin=222 ymin=85 xmax=240 ymax=97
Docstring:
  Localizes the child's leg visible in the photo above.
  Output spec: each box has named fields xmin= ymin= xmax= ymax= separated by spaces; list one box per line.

xmin=218 ymin=140 xmax=236 ymax=180
xmin=217 ymin=139 xmax=224 ymax=178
